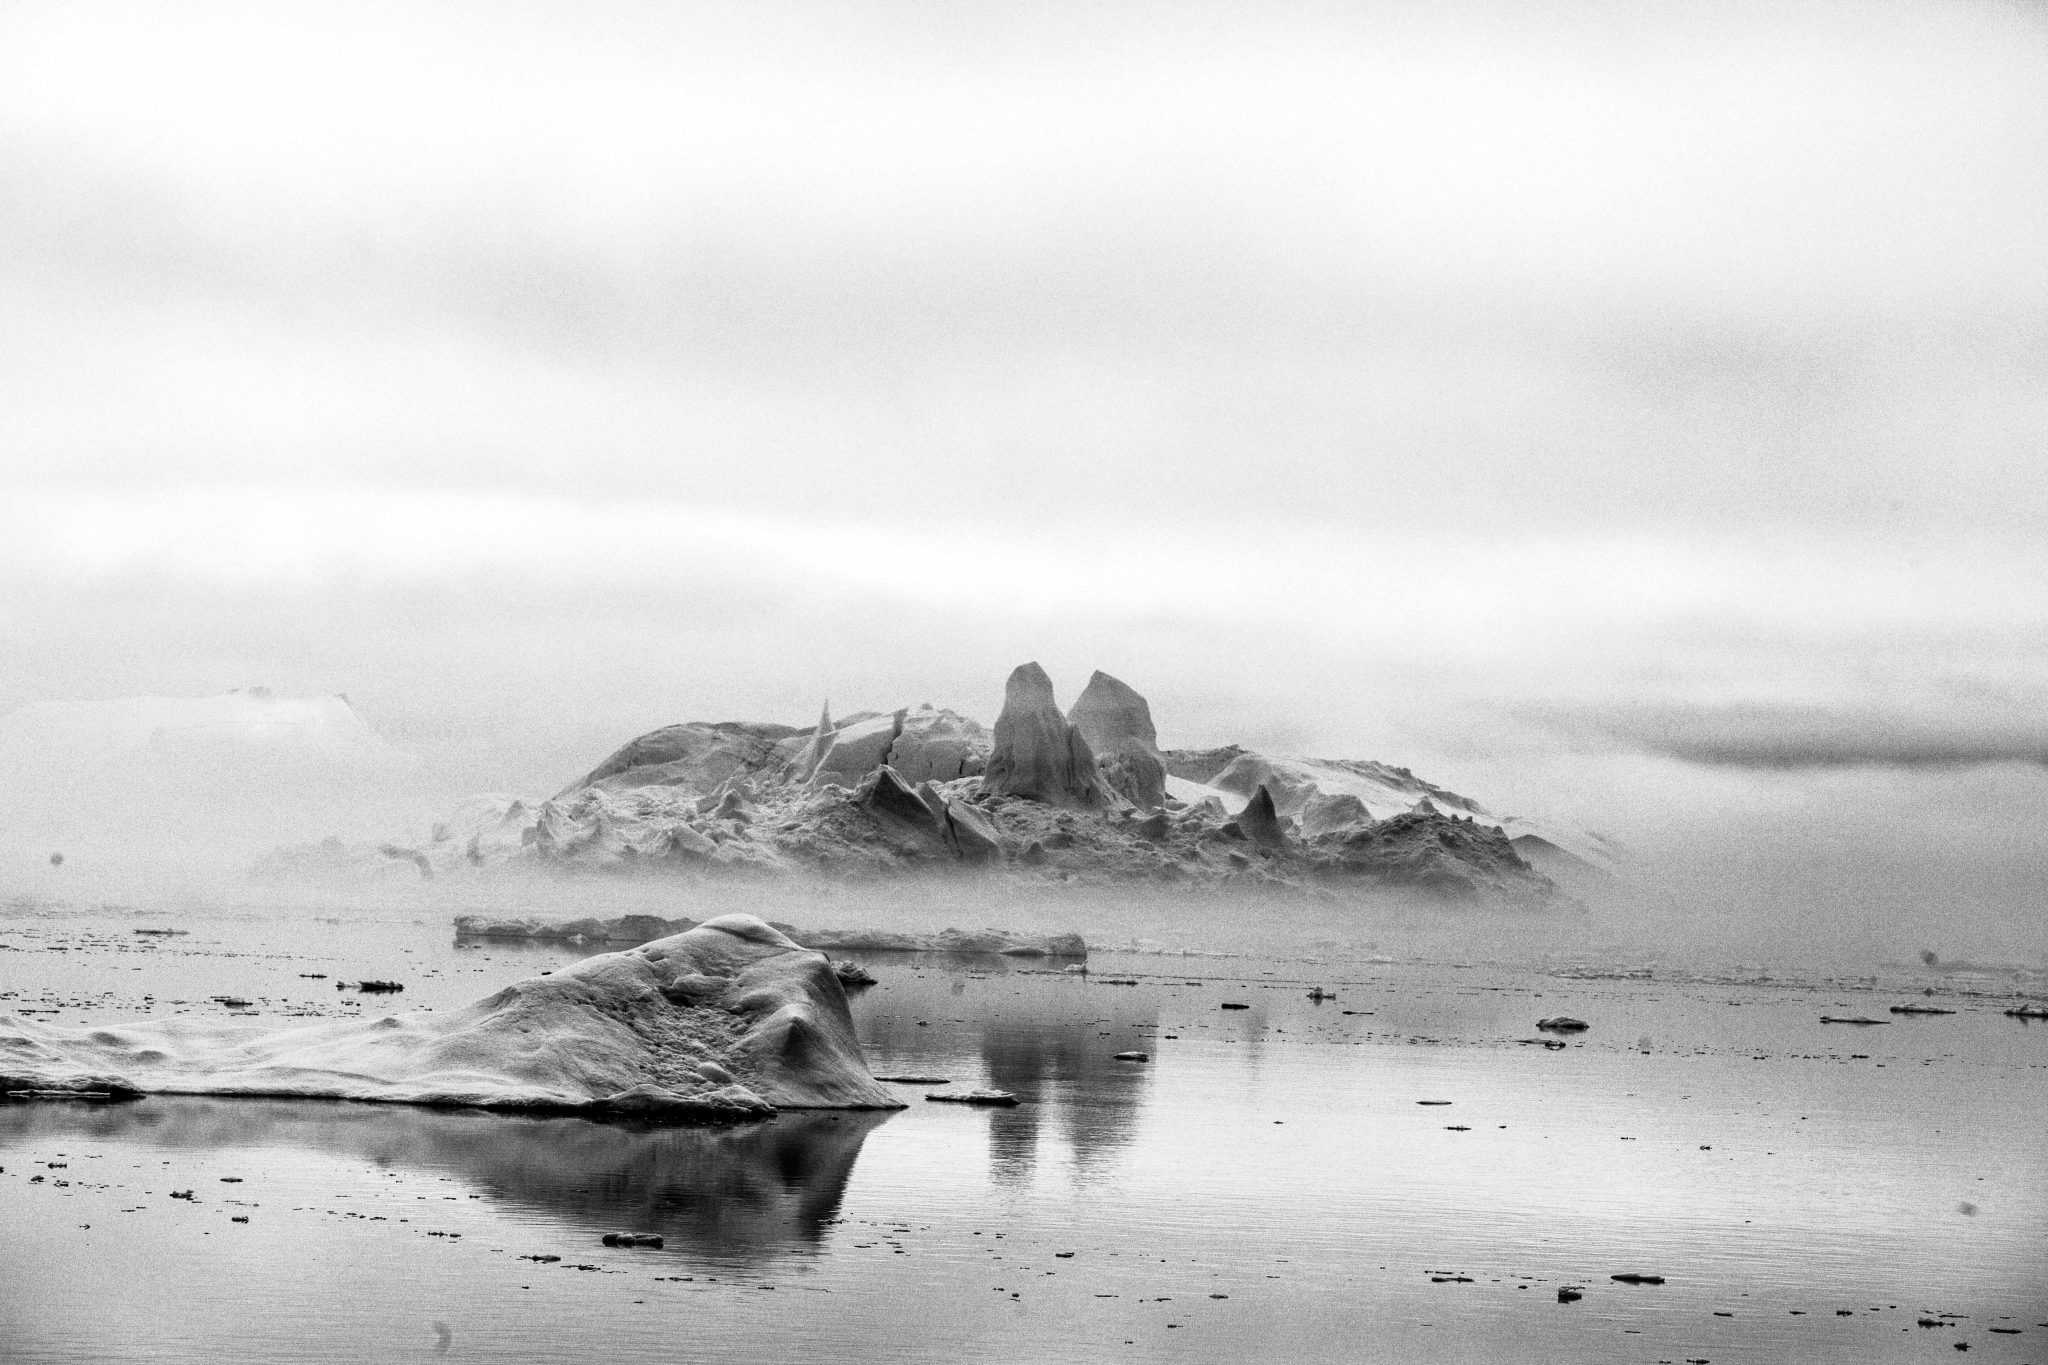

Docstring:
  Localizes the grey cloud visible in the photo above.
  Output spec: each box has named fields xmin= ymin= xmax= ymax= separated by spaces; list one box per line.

xmin=1560 ymin=702 xmax=2048 ymax=770
xmin=4 ymin=0 xmax=2048 ymax=545
xmin=8 ymin=136 xmax=2047 ymax=544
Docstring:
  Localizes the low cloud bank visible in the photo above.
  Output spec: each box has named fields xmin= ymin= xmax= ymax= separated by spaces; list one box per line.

xmin=1549 ymin=702 xmax=2048 ymax=771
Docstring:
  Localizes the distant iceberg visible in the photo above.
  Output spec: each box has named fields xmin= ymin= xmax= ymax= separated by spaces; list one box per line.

xmin=0 ymin=688 xmax=406 ymax=767
xmin=264 ymin=664 xmax=1602 ymax=906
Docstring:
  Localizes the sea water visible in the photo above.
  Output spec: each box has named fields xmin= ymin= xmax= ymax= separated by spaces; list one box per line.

xmin=2 ymin=900 xmax=2043 ymax=1362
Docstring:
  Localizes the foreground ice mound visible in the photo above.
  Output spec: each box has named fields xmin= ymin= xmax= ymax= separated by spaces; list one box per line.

xmin=0 ymin=915 xmax=904 ymax=1115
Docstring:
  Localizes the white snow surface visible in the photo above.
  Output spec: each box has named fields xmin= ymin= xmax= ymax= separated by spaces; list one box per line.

xmin=1162 ymin=775 xmax=1245 ymax=813
xmin=1171 ymin=753 xmax=1619 ymax=875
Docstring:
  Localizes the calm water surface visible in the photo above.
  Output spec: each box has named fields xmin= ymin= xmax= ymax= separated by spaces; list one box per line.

xmin=2 ymin=901 xmax=2044 ymax=1362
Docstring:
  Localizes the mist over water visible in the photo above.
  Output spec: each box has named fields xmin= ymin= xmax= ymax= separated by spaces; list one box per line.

xmin=8 ymin=804 xmax=2043 ymax=981
xmin=10 ymin=657 xmax=2045 ymax=981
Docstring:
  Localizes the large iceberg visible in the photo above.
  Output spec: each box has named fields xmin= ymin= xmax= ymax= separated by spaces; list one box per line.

xmin=258 ymin=665 xmax=1605 ymax=904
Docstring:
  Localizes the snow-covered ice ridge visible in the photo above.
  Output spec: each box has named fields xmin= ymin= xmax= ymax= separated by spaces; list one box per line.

xmin=262 ymin=665 xmax=1612 ymax=904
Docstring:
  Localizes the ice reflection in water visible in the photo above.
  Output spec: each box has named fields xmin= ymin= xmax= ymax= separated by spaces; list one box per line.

xmin=3 ymin=921 xmax=2046 ymax=1364
xmin=855 ymin=952 xmax=1158 ymax=1185
xmin=0 ymin=1099 xmax=891 ymax=1264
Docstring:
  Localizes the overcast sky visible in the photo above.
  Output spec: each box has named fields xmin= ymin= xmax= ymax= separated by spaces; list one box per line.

xmin=4 ymin=0 xmax=2047 ymax=821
